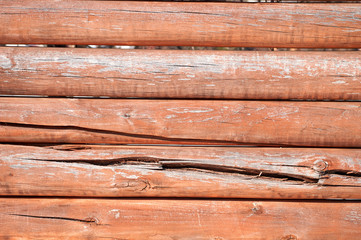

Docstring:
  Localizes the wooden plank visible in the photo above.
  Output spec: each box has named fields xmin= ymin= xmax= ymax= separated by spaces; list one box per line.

xmin=1 ymin=144 xmax=361 ymax=199
xmin=1 ymin=47 xmax=361 ymax=100
xmin=1 ymin=198 xmax=361 ymax=239
xmin=0 ymin=98 xmax=361 ymax=147
xmin=1 ymin=1 xmax=360 ymax=48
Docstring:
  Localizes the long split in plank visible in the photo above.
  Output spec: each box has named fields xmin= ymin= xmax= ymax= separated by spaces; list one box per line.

xmin=1 ymin=1 xmax=361 ymax=48
xmin=1 ymin=144 xmax=361 ymax=199
xmin=0 ymin=98 xmax=360 ymax=147
xmin=1 ymin=47 xmax=361 ymax=100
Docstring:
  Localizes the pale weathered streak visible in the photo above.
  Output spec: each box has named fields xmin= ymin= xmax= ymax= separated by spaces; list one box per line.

xmin=1 ymin=144 xmax=361 ymax=199
xmin=0 ymin=98 xmax=360 ymax=147
xmin=1 ymin=47 xmax=361 ymax=100
xmin=0 ymin=1 xmax=360 ymax=47
xmin=1 ymin=198 xmax=361 ymax=239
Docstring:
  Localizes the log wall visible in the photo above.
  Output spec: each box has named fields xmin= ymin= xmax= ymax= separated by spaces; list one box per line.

xmin=1 ymin=0 xmax=360 ymax=238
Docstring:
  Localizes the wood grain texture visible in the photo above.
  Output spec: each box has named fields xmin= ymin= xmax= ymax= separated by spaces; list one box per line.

xmin=1 ymin=47 xmax=361 ymax=100
xmin=1 ymin=198 xmax=361 ymax=239
xmin=1 ymin=144 xmax=361 ymax=199
xmin=1 ymin=98 xmax=361 ymax=147
xmin=1 ymin=1 xmax=361 ymax=48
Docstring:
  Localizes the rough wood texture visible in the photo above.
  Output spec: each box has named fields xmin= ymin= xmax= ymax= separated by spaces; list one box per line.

xmin=1 ymin=198 xmax=361 ymax=239
xmin=1 ymin=1 xmax=360 ymax=48
xmin=1 ymin=47 xmax=361 ymax=100
xmin=1 ymin=144 xmax=361 ymax=199
xmin=1 ymin=98 xmax=361 ymax=147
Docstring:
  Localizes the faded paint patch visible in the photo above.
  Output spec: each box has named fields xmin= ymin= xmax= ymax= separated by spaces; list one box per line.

xmin=332 ymin=80 xmax=347 ymax=84
xmin=167 ymin=107 xmax=214 ymax=114
xmin=0 ymin=55 xmax=11 ymax=69
xmin=109 ymin=209 xmax=121 ymax=219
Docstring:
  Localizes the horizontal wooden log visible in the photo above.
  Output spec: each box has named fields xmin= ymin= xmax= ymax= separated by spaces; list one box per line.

xmin=1 ymin=144 xmax=361 ymax=199
xmin=1 ymin=198 xmax=361 ymax=239
xmin=0 ymin=98 xmax=361 ymax=147
xmin=1 ymin=1 xmax=361 ymax=48
xmin=1 ymin=47 xmax=361 ymax=100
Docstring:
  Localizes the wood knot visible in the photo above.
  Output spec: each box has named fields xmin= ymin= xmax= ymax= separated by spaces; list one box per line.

xmin=251 ymin=203 xmax=263 ymax=214
xmin=280 ymin=235 xmax=298 ymax=240
xmin=313 ymin=160 xmax=328 ymax=171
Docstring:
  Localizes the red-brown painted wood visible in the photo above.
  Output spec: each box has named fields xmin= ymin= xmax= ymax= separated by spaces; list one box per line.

xmin=0 ymin=98 xmax=360 ymax=147
xmin=1 ymin=1 xmax=360 ymax=48
xmin=1 ymin=47 xmax=360 ymax=100
xmin=1 ymin=198 xmax=361 ymax=239
xmin=1 ymin=144 xmax=360 ymax=199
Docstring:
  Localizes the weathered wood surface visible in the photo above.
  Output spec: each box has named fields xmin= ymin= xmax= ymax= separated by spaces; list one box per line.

xmin=1 ymin=198 xmax=361 ymax=239
xmin=1 ymin=144 xmax=361 ymax=199
xmin=1 ymin=47 xmax=361 ymax=100
xmin=1 ymin=98 xmax=361 ymax=147
xmin=1 ymin=1 xmax=361 ymax=48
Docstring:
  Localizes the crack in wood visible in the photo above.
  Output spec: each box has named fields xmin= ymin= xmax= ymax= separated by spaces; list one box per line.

xmin=0 ymin=121 xmax=284 ymax=146
xmin=21 ymin=154 xmax=361 ymax=187
xmin=23 ymin=157 xmax=321 ymax=184
xmin=325 ymin=170 xmax=361 ymax=177
xmin=2 ymin=144 xmax=361 ymax=197
xmin=7 ymin=214 xmax=102 ymax=225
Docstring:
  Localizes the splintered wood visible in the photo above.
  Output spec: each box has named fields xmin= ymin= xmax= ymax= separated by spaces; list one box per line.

xmin=1 ymin=145 xmax=361 ymax=199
